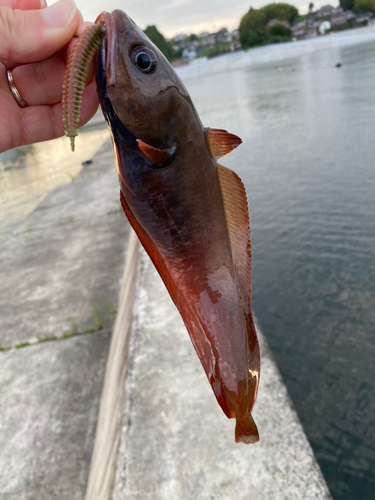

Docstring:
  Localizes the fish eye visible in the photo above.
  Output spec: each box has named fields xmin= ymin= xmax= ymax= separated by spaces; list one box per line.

xmin=136 ymin=52 xmax=151 ymax=71
xmin=131 ymin=47 xmax=157 ymax=74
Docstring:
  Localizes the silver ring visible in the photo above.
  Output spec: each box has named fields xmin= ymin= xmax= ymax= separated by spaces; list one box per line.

xmin=6 ymin=69 xmax=28 ymax=108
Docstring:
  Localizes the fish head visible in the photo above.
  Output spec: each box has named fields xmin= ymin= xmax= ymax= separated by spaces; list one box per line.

xmin=96 ymin=10 xmax=193 ymax=151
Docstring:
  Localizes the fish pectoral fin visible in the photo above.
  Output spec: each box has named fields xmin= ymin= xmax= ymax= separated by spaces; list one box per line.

xmin=205 ymin=128 xmax=243 ymax=159
xmin=137 ymin=139 xmax=175 ymax=166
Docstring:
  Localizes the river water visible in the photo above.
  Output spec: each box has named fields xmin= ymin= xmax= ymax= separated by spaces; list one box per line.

xmin=182 ymin=41 xmax=375 ymax=500
xmin=1 ymin=41 xmax=374 ymax=499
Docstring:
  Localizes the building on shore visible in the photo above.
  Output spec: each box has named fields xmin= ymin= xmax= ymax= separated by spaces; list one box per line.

xmin=291 ymin=6 xmax=374 ymax=40
xmin=266 ymin=18 xmax=290 ymax=28
xmin=171 ymin=28 xmax=241 ymax=62
xmin=319 ymin=20 xmax=331 ymax=35
xmin=314 ymin=4 xmax=336 ymax=19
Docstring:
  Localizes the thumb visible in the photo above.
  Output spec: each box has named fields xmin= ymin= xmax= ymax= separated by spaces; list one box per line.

xmin=0 ymin=0 xmax=82 ymax=65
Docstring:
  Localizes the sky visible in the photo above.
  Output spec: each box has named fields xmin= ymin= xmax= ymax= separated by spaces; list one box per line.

xmin=76 ymin=0 xmax=337 ymax=38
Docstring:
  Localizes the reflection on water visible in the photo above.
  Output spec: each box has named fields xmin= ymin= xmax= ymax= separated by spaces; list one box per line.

xmin=183 ymin=41 xmax=375 ymax=500
xmin=0 ymin=124 xmax=109 ymax=246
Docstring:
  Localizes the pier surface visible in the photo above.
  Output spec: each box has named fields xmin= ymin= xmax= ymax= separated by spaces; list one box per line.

xmin=0 ymin=142 xmax=129 ymax=499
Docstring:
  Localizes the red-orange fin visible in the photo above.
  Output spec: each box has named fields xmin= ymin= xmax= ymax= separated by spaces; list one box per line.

xmin=217 ymin=165 xmax=252 ymax=309
xmin=218 ymin=165 xmax=260 ymax=415
xmin=205 ymin=128 xmax=243 ymax=159
xmin=119 ymin=189 xmax=216 ymax=385
xmin=137 ymin=139 xmax=173 ymax=165
xmin=235 ymin=414 xmax=260 ymax=444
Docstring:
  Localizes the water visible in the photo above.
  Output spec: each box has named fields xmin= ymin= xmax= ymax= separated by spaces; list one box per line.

xmin=1 ymin=42 xmax=374 ymax=499
xmin=182 ymin=41 xmax=375 ymax=500
xmin=0 ymin=123 xmax=109 ymax=246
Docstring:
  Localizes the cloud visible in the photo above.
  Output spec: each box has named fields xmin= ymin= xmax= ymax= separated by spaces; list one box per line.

xmin=76 ymin=0 xmax=336 ymax=37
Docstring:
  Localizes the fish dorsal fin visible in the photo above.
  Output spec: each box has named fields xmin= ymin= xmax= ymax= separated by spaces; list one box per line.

xmin=217 ymin=165 xmax=252 ymax=309
xmin=137 ymin=139 xmax=174 ymax=166
xmin=205 ymin=128 xmax=243 ymax=159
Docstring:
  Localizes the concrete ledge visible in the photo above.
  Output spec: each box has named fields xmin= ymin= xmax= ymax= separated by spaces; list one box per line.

xmin=0 ymin=330 xmax=110 ymax=500
xmin=0 ymin=140 xmax=131 ymax=498
xmin=85 ymin=231 xmax=140 ymax=500
xmin=0 ymin=141 xmax=127 ymax=347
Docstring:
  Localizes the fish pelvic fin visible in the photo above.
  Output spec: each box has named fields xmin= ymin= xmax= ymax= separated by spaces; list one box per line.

xmin=205 ymin=128 xmax=242 ymax=159
xmin=235 ymin=413 xmax=260 ymax=444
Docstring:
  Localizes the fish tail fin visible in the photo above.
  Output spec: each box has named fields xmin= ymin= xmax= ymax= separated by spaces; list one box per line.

xmin=235 ymin=414 xmax=260 ymax=444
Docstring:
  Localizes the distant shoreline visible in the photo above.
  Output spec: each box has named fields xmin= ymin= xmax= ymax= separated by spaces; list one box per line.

xmin=177 ymin=24 xmax=375 ymax=79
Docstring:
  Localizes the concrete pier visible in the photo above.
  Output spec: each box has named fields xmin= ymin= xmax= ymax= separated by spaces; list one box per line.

xmin=1 ymin=140 xmax=332 ymax=499
xmin=0 ymin=142 xmax=129 ymax=499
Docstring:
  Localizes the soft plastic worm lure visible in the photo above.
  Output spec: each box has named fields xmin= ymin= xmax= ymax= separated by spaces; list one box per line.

xmin=62 ymin=19 xmax=105 ymax=151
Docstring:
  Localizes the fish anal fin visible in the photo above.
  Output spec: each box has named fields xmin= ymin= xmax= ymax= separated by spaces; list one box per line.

xmin=217 ymin=165 xmax=252 ymax=307
xmin=137 ymin=139 xmax=173 ymax=166
xmin=235 ymin=413 xmax=259 ymax=444
xmin=120 ymin=189 xmax=216 ymax=380
xmin=205 ymin=128 xmax=242 ymax=159
xmin=120 ymin=188 xmax=224 ymax=389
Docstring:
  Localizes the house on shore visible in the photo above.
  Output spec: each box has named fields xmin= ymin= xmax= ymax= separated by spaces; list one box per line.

xmin=266 ymin=18 xmax=291 ymax=28
xmin=291 ymin=6 xmax=374 ymax=40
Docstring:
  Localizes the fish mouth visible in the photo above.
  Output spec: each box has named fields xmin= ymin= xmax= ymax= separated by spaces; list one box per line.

xmin=96 ymin=13 xmax=137 ymax=148
xmin=96 ymin=10 xmax=139 ymax=91
xmin=101 ymin=12 xmax=117 ymax=87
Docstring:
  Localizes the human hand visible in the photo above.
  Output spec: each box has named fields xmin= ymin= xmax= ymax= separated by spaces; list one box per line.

xmin=0 ymin=0 xmax=99 ymax=153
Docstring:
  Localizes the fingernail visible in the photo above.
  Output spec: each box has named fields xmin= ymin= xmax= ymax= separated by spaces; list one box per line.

xmin=41 ymin=0 xmax=77 ymax=28
xmin=40 ymin=0 xmax=47 ymax=8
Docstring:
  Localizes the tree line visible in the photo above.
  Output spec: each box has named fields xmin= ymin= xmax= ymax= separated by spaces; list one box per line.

xmin=239 ymin=3 xmax=298 ymax=48
xmin=340 ymin=0 xmax=375 ymax=12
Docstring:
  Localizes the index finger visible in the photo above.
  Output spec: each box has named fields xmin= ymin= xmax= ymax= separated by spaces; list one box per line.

xmin=0 ymin=0 xmax=82 ymax=65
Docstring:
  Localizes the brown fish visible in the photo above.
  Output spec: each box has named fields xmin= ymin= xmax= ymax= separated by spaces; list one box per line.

xmin=96 ymin=10 xmax=260 ymax=443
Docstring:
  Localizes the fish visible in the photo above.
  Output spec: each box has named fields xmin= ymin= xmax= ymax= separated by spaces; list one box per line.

xmin=67 ymin=10 xmax=261 ymax=443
